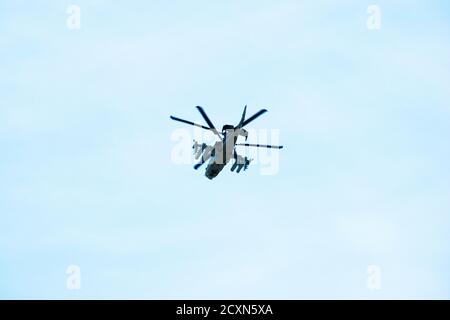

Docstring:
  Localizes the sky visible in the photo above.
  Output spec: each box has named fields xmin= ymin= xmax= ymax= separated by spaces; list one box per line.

xmin=1 ymin=0 xmax=449 ymax=299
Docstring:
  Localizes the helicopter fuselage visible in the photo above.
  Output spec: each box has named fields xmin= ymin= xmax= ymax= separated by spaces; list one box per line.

xmin=204 ymin=130 xmax=240 ymax=179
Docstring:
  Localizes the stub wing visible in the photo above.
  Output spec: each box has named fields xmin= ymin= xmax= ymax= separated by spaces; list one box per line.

xmin=230 ymin=153 xmax=252 ymax=173
xmin=193 ymin=140 xmax=216 ymax=170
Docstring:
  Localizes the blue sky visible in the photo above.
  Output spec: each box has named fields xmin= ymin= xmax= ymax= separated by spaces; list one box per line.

xmin=1 ymin=0 xmax=449 ymax=299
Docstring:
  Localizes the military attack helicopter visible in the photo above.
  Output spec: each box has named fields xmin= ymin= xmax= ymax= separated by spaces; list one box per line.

xmin=170 ymin=106 xmax=283 ymax=179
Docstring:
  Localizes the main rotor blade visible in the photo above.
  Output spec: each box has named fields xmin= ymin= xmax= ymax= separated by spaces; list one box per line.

xmin=196 ymin=106 xmax=222 ymax=139
xmin=238 ymin=105 xmax=247 ymax=126
xmin=196 ymin=106 xmax=216 ymax=129
xmin=170 ymin=116 xmax=213 ymax=131
xmin=236 ymin=143 xmax=283 ymax=149
xmin=241 ymin=109 xmax=267 ymax=127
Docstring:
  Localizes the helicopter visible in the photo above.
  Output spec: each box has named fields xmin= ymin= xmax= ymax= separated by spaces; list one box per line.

xmin=170 ymin=105 xmax=283 ymax=180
